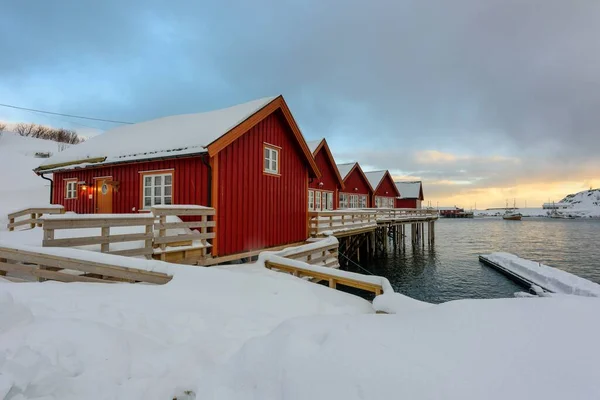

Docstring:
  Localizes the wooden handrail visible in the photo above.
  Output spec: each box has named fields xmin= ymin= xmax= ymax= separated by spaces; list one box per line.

xmin=265 ymin=259 xmax=385 ymax=295
xmin=7 ymin=206 xmax=65 ymax=231
xmin=0 ymin=245 xmax=172 ymax=284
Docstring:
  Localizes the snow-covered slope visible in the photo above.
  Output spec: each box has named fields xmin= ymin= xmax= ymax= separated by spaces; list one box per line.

xmin=0 ymin=132 xmax=56 ymax=227
xmin=559 ymin=189 xmax=600 ymax=217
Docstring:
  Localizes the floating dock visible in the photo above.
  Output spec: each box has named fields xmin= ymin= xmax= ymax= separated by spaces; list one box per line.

xmin=479 ymin=252 xmax=600 ymax=297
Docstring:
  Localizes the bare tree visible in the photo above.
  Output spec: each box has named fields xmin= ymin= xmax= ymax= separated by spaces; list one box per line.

xmin=0 ymin=122 xmax=6 ymax=132
xmin=12 ymin=122 xmax=85 ymax=144
xmin=15 ymin=123 xmax=36 ymax=136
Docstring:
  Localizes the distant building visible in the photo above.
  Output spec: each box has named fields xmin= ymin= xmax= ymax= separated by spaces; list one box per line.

xmin=542 ymin=202 xmax=569 ymax=210
xmin=438 ymin=206 xmax=464 ymax=217
xmin=395 ymin=181 xmax=424 ymax=209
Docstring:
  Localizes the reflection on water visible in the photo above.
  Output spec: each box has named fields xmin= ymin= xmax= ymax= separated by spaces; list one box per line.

xmin=361 ymin=218 xmax=600 ymax=304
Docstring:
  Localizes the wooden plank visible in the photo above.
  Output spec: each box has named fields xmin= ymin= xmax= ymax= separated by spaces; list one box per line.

xmin=108 ymin=247 xmax=155 ymax=257
xmin=8 ymin=207 xmax=64 ymax=219
xmin=154 ymin=232 xmax=215 ymax=245
xmin=200 ymin=241 xmax=306 ymax=266
xmin=101 ymin=226 xmax=110 ymax=253
xmin=304 ymin=252 xmax=338 ymax=265
xmin=284 ymin=244 xmax=339 ymax=259
xmin=42 ymin=218 xmax=154 ymax=229
xmin=0 ymin=248 xmax=171 ymax=284
xmin=43 ymin=232 xmax=153 ymax=247
xmin=266 ymin=261 xmax=383 ymax=294
xmin=0 ymin=261 xmax=110 ymax=283
xmin=151 ymin=208 xmax=215 ymax=216
xmin=153 ymin=221 xmax=216 ymax=230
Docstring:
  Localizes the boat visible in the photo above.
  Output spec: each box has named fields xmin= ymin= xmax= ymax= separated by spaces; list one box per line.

xmin=502 ymin=199 xmax=522 ymax=221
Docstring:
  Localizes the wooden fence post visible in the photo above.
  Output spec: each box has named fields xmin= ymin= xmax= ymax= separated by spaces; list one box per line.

xmin=100 ymin=227 xmax=110 ymax=253
xmin=30 ymin=213 xmax=36 ymax=229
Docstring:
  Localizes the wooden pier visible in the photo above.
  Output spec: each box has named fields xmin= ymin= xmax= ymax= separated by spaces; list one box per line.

xmin=309 ymin=208 xmax=438 ymax=265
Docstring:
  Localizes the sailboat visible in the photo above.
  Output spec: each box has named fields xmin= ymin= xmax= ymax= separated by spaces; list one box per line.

xmin=502 ymin=199 xmax=522 ymax=221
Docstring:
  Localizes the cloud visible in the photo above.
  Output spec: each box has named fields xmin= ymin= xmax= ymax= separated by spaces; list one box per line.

xmin=1 ymin=0 xmax=599 ymax=207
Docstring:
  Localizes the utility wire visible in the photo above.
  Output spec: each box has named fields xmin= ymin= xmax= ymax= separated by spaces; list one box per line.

xmin=337 ymin=251 xmax=375 ymax=275
xmin=0 ymin=103 xmax=134 ymax=124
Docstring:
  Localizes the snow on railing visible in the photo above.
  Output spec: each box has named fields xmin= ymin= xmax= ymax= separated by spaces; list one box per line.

xmin=7 ymin=205 xmax=65 ymax=231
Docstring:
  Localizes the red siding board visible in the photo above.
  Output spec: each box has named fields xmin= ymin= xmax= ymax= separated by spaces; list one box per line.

xmin=217 ymin=111 xmax=308 ymax=256
xmin=341 ymin=168 xmax=373 ymax=207
xmin=396 ymin=198 xmax=417 ymax=208
xmin=308 ymin=147 xmax=342 ymax=209
xmin=52 ymin=157 xmax=209 ymax=214
xmin=373 ymin=174 xmax=398 ymax=205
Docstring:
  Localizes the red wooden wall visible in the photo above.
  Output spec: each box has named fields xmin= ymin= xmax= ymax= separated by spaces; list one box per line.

xmin=341 ymin=168 xmax=372 ymax=207
xmin=216 ymin=111 xmax=308 ymax=256
xmin=52 ymin=157 xmax=210 ymax=213
xmin=308 ymin=146 xmax=341 ymax=208
xmin=396 ymin=198 xmax=418 ymax=208
xmin=374 ymin=174 xmax=398 ymax=197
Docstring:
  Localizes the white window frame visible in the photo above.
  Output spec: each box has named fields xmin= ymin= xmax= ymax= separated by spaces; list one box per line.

xmin=349 ymin=194 xmax=359 ymax=209
xmin=339 ymin=193 xmax=348 ymax=209
xmin=142 ymin=173 xmax=173 ymax=209
xmin=264 ymin=144 xmax=280 ymax=175
xmin=359 ymin=195 xmax=367 ymax=208
xmin=325 ymin=192 xmax=334 ymax=210
xmin=315 ymin=191 xmax=322 ymax=211
xmin=375 ymin=196 xmax=394 ymax=208
xmin=308 ymin=190 xmax=314 ymax=211
xmin=65 ymin=180 xmax=77 ymax=199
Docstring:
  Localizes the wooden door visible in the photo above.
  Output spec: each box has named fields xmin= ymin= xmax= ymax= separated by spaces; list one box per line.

xmin=96 ymin=180 xmax=113 ymax=213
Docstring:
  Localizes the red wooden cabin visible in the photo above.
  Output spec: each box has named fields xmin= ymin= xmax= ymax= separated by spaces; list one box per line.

xmin=35 ymin=95 xmax=320 ymax=257
xmin=306 ymin=138 xmax=344 ymax=211
xmin=335 ymin=162 xmax=374 ymax=208
xmin=395 ymin=181 xmax=424 ymax=209
xmin=364 ymin=170 xmax=400 ymax=208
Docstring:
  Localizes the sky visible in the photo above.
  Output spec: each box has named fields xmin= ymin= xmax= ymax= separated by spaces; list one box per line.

xmin=1 ymin=0 xmax=599 ymax=209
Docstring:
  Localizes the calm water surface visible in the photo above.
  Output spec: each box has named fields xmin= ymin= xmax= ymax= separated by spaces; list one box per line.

xmin=361 ymin=218 xmax=600 ymax=303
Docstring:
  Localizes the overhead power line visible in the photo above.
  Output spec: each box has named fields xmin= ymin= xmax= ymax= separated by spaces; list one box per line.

xmin=0 ymin=103 xmax=134 ymax=124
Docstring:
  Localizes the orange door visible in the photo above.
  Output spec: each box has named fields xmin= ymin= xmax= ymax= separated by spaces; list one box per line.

xmin=96 ymin=180 xmax=113 ymax=213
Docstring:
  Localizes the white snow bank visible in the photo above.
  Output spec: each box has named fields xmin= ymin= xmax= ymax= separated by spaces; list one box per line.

xmin=372 ymin=292 xmax=433 ymax=314
xmin=41 ymin=213 xmax=155 ymax=220
xmin=209 ymin=296 xmax=600 ymax=400
xmin=484 ymin=252 xmax=600 ymax=297
xmin=0 ymin=254 xmax=373 ymax=399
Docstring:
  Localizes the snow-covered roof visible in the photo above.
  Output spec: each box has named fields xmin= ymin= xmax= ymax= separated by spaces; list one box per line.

xmin=306 ymin=139 xmax=323 ymax=154
xmin=364 ymin=171 xmax=387 ymax=192
xmin=395 ymin=181 xmax=422 ymax=199
xmin=39 ymin=96 xmax=277 ymax=169
xmin=336 ymin=163 xmax=356 ymax=180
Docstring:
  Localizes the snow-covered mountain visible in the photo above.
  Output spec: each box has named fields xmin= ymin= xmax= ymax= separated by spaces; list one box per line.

xmin=551 ymin=188 xmax=600 ymax=218
xmin=560 ymin=189 xmax=600 ymax=209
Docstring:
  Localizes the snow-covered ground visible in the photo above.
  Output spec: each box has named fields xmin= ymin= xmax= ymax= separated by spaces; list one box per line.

xmin=2 ymin=130 xmax=600 ymax=399
xmin=483 ymin=252 xmax=600 ymax=297
xmin=0 ymin=132 xmax=55 ymax=228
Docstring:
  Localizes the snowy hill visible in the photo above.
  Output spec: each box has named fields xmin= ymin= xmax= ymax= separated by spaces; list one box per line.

xmin=0 ymin=132 xmax=59 ymax=227
xmin=560 ymin=189 xmax=600 ymax=209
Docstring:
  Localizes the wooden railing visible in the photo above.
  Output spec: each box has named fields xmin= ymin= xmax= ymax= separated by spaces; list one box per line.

xmin=151 ymin=205 xmax=215 ymax=261
xmin=0 ymin=244 xmax=172 ymax=284
xmin=309 ymin=210 xmax=377 ymax=236
xmin=7 ymin=206 xmax=65 ymax=231
xmin=371 ymin=208 xmax=439 ymax=221
xmin=265 ymin=256 xmax=387 ymax=295
xmin=281 ymin=240 xmax=340 ymax=268
xmin=41 ymin=214 xmax=155 ymax=258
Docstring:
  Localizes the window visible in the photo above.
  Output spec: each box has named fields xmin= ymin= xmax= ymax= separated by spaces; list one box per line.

xmin=339 ymin=193 xmax=348 ymax=209
xmin=308 ymin=190 xmax=314 ymax=211
xmin=325 ymin=192 xmax=334 ymax=210
xmin=349 ymin=194 xmax=359 ymax=209
xmin=65 ymin=180 xmax=77 ymax=199
xmin=142 ymin=173 xmax=172 ymax=208
xmin=359 ymin=195 xmax=367 ymax=208
xmin=264 ymin=145 xmax=279 ymax=174
xmin=315 ymin=191 xmax=322 ymax=211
